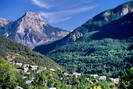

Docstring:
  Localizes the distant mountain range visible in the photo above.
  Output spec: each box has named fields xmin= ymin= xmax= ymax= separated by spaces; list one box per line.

xmin=0 ymin=12 xmax=69 ymax=48
xmin=34 ymin=1 xmax=133 ymax=77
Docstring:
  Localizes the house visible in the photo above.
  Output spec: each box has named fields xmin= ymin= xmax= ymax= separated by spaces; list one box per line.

xmin=99 ymin=76 xmax=107 ymax=81
xmin=23 ymin=64 xmax=30 ymax=68
xmin=73 ymin=72 xmax=81 ymax=78
xmin=26 ymin=80 xmax=33 ymax=84
xmin=37 ymin=70 xmax=43 ymax=73
xmin=50 ymin=68 xmax=55 ymax=72
xmin=23 ymin=67 xmax=29 ymax=73
xmin=109 ymin=78 xmax=119 ymax=84
xmin=30 ymin=65 xmax=38 ymax=70
xmin=15 ymin=63 xmax=23 ymax=67
xmin=64 ymin=72 xmax=70 ymax=77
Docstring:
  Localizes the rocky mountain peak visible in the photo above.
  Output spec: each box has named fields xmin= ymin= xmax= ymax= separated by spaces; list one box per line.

xmin=0 ymin=18 xmax=10 ymax=27
xmin=0 ymin=12 xmax=69 ymax=48
xmin=66 ymin=1 xmax=133 ymax=42
xmin=113 ymin=1 xmax=133 ymax=15
xmin=23 ymin=11 xmax=47 ymax=23
xmin=15 ymin=11 xmax=47 ymax=33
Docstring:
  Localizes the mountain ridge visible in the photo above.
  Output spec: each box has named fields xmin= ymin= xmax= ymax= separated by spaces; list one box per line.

xmin=45 ymin=12 xmax=133 ymax=77
xmin=34 ymin=1 xmax=133 ymax=54
xmin=0 ymin=11 xmax=69 ymax=48
xmin=0 ymin=37 xmax=62 ymax=70
xmin=34 ymin=1 xmax=133 ymax=77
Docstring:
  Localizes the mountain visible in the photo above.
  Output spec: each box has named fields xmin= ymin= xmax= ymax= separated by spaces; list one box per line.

xmin=34 ymin=1 xmax=133 ymax=77
xmin=0 ymin=18 xmax=11 ymax=35
xmin=34 ymin=1 xmax=133 ymax=54
xmin=0 ymin=37 xmax=62 ymax=70
xmin=0 ymin=12 xmax=69 ymax=48
xmin=0 ymin=18 xmax=10 ymax=27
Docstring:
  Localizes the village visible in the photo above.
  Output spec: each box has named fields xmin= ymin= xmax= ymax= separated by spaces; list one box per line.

xmin=10 ymin=61 xmax=120 ymax=89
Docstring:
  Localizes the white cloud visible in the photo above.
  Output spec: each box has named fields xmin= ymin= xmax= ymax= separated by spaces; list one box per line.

xmin=62 ymin=5 xmax=97 ymax=15
xmin=49 ymin=17 xmax=72 ymax=23
xmin=40 ymin=12 xmax=72 ymax=23
xmin=40 ymin=5 xmax=97 ymax=23
xmin=31 ymin=0 xmax=50 ymax=8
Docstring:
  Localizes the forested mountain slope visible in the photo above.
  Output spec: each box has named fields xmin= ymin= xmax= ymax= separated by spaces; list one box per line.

xmin=35 ymin=12 xmax=133 ymax=77
xmin=34 ymin=1 xmax=133 ymax=54
xmin=0 ymin=37 xmax=61 ymax=70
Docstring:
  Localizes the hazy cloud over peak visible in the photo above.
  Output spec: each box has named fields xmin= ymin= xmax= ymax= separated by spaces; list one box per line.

xmin=40 ymin=5 xmax=97 ymax=23
xmin=31 ymin=0 xmax=50 ymax=8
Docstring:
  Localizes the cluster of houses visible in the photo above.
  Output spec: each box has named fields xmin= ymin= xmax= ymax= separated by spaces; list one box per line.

xmin=109 ymin=78 xmax=119 ymax=84
xmin=63 ymin=72 xmax=81 ymax=78
xmin=12 ymin=62 xmax=39 ymax=72
xmin=10 ymin=61 xmax=119 ymax=89
xmin=11 ymin=61 xmax=57 ymax=89
xmin=12 ymin=61 xmax=56 ymax=73
xmin=64 ymin=72 xmax=119 ymax=84
xmin=90 ymin=74 xmax=119 ymax=84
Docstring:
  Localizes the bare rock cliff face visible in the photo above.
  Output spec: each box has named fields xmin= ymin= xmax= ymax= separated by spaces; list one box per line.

xmin=0 ymin=12 xmax=69 ymax=48
xmin=0 ymin=18 xmax=10 ymax=27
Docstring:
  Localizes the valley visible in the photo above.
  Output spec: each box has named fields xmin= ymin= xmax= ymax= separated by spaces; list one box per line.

xmin=0 ymin=1 xmax=133 ymax=89
xmin=34 ymin=1 xmax=133 ymax=77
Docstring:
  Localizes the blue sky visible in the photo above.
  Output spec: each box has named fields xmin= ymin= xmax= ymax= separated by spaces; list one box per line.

xmin=0 ymin=0 xmax=131 ymax=31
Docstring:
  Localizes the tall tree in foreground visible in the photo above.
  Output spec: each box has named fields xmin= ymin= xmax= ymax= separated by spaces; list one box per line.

xmin=0 ymin=58 xmax=21 ymax=89
xmin=119 ymin=67 xmax=133 ymax=89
